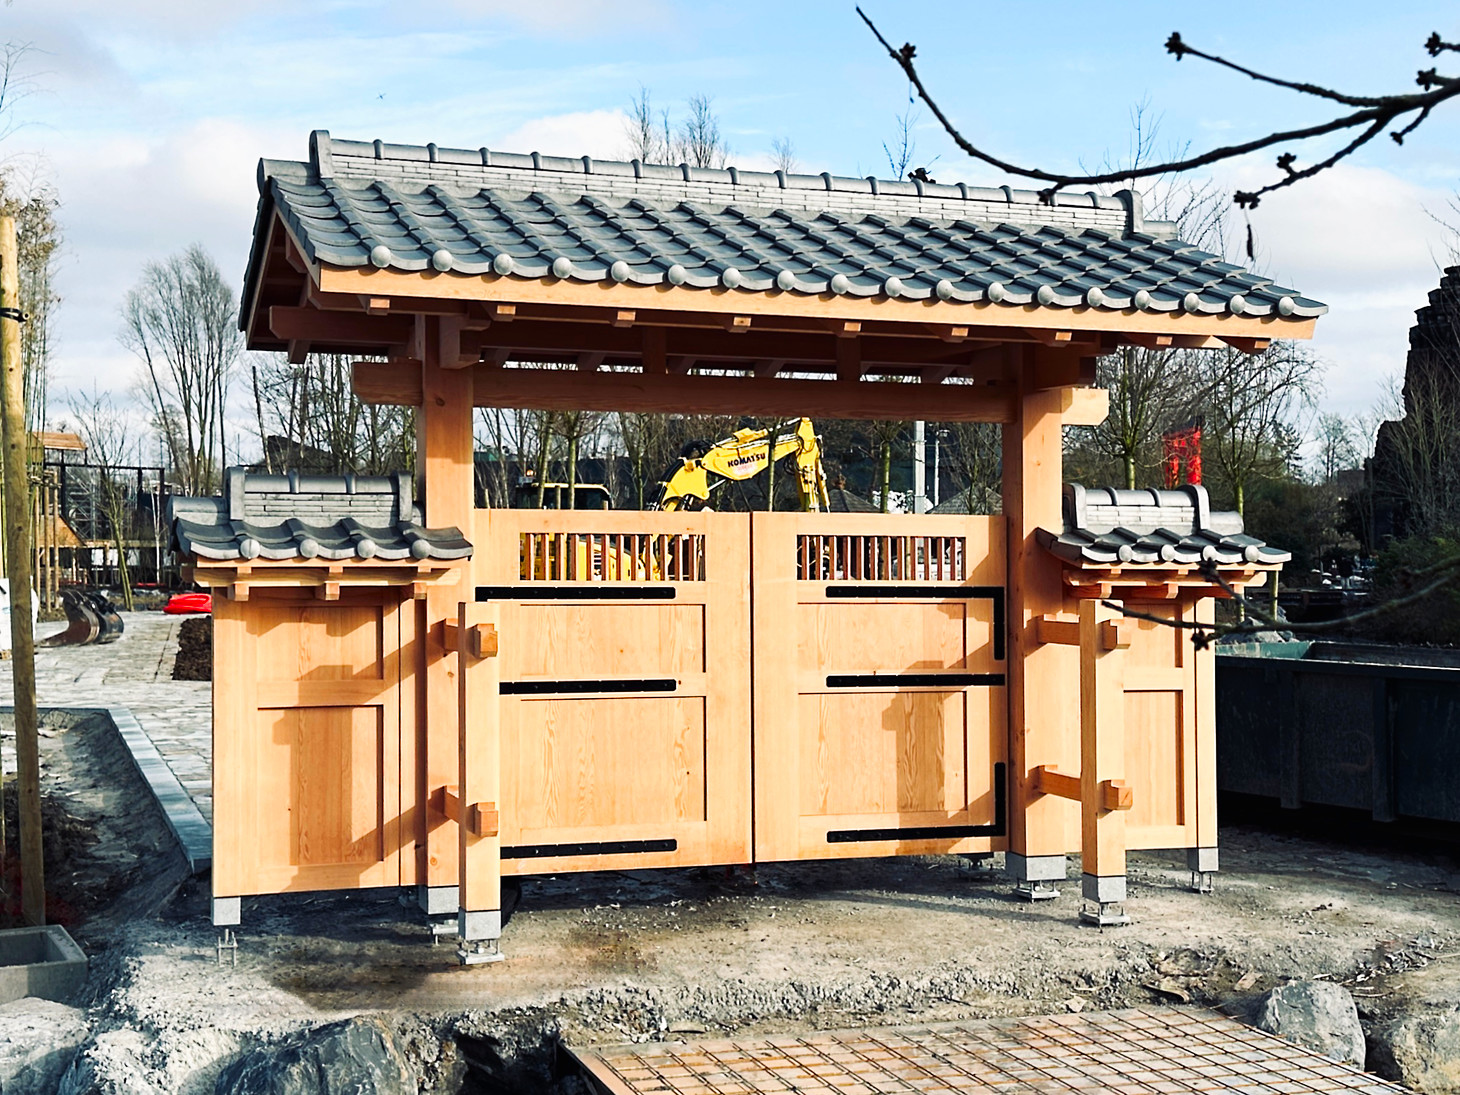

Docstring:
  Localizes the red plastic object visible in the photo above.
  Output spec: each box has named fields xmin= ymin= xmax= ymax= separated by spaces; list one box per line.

xmin=164 ymin=592 xmax=213 ymax=615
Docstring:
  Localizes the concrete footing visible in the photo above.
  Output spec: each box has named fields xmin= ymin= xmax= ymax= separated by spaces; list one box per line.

xmin=211 ymin=896 xmax=241 ymax=928
xmin=1187 ymin=847 xmax=1218 ymax=893
xmin=1007 ymin=853 xmax=1067 ymax=901
xmin=0 ymin=925 xmax=87 ymax=1004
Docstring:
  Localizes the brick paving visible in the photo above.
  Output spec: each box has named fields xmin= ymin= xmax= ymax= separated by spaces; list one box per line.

xmin=569 ymin=1008 xmax=1405 ymax=1094
xmin=0 ymin=610 xmax=213 ymax=826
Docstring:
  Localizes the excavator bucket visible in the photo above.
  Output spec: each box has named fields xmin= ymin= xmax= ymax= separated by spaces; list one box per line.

xmin=39 ymin=589 xmax=102 ymax=648
xmin=88 ymin=592 xmax=125 ymax=644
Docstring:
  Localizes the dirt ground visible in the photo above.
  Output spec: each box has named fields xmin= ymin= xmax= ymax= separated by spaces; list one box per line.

xmin=24 ymin=713 xmax=1460 ymax=1092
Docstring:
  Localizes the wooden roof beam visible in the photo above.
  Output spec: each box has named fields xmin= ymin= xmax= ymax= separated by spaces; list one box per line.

xmin=269 ymin=305 xmax=413 ymax=347
xmin=353 ymin=359 xmax=1017 ymax=422
xmin=1220 ymin=336 xmax=1271 ymax=354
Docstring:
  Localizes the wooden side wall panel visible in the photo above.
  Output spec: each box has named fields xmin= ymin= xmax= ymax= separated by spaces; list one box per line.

xmin=1121 ymin=599 xmax=1200 ymax=852
xmin=213 ymin=591 xmax=408 ymax=896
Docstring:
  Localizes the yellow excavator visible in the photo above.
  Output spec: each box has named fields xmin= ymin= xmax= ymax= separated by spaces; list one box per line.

xmin=652 ymin=418 xmax=830 ymax=512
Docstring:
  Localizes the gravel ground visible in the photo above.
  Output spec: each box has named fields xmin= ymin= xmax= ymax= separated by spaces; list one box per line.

xmin=10 ymin=702 xmax=1458 ymax=1092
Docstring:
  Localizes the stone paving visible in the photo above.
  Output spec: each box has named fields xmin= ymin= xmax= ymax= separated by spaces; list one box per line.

xmin=0 ymin=609 xmax=213 ymax=831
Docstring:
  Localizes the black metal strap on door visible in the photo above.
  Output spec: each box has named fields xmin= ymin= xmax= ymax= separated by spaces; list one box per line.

xmin=477 ymin=585 xmax=677 ymax=601
xmin=824 ymin=585 xmax=1005 ymax=661
xmin=825 ymin=762 xmax=1007 ymax=844
xmin=502 ymin=837 xmax=678 ymax=860
xmin=825 ymin=672 xmax=1005 ymax=689
xmin=499 ymin=678 xmax=677 ymax=696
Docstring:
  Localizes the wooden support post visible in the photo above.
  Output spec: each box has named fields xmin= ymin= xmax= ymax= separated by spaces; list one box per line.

xmin=1079 ymin=597 xmax=1130 ymax=925
xmin=456 ymin=600 xmax=502 ymax=963
xmin=0 ymin=216 xmax=43 ymax=926
xmin=416 ymin=315 xmax=475 ymax=908
xmin=1188 ymin=595 xmax=1219 ymax=887
xmin=1002 ymin=347 xmax=1079 ymax=895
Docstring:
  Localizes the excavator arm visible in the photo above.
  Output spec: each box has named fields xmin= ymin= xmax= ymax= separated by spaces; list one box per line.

xmin=653 ymin=418 xmax=829 ymax=512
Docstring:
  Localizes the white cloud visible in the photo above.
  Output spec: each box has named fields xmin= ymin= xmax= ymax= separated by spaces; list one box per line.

xmin=1215 ymin=159 xmax=1455 ymax=418
xmin=495 ymin=109 xmax=632 ymax=160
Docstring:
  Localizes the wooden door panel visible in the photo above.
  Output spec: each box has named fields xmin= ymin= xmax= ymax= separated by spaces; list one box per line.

xmin=507 ymin=696 xmax=707 ymax=831
xmin=754 ymin=513 xmax=1009 ymax=863
xmin=475 ymin=510 xmax=751 ymax=877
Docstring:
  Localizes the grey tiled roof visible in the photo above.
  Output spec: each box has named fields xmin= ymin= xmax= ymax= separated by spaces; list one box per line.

xmin=168 ymin=468 xmax=472 ymax=563
xmin=1039 ymin=484 xmax=1289 ymax=567
xmin=244 ymin=130 xmax=1326 ymax=322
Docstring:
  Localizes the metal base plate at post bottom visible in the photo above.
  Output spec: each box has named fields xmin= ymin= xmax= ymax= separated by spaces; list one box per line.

xmin=1079 ymin=900 xmax=1131 ymax=927
xmin=457 ymin=938 xmax=504 ymax=965
xmin=1014 ymin=880 xmax=1060 ymax=901
xmin=1190 ymin=871 xmax=1215 ymax=894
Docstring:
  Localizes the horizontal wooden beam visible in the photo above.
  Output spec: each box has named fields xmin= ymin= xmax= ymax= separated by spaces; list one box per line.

xmin=352 ymin=360 xmax=1018 ymax=422
xmin=316 ymin=262 xmax=1318 ymax=342
xmin=1033 ymin=765 xmax=1081 ymax=801
xmin=1033 ymin=766 xmax=1133 ymax=812
xmin=1035 ymin=615 xmax=1080 ymax=646
xmin=269 ymin=305 xmax=413 ymax=346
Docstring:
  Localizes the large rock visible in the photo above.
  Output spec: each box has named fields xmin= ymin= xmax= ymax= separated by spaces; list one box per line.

xmin=1255 ymin=980 xmax=1365 ymax=1067
xmin=0 ymin=998 xmax=88 ymax=1094
xmin=1370 ymin=1006 xmax=1460 ymax=1093
xmin=214 ymin=1016 xmax=416 ymax=1095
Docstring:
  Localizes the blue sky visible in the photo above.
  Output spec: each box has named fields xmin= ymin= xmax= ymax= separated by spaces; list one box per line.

xmin=4 ymin=0 xmax=1458 ymax=445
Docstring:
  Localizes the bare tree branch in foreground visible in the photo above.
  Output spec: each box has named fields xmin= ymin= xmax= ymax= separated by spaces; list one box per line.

xmin=857 ymin=10 xmax=1459 ymax=208
xmin=1102 ymin=551 xmax=1460 ymax=650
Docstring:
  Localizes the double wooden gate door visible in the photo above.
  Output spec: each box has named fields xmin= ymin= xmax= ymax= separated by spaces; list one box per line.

xmin=473 ymin=510 xmax=1008 ymax=875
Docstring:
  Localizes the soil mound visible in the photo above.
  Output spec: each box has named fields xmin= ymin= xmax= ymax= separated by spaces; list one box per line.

xmin=172 ymin=616 xmax=212 ymax=681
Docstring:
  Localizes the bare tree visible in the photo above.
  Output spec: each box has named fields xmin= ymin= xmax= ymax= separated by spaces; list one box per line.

xmin=676 ymin=94 xmax=728 ymax=169
xmin=252 ymin=353 xmax=414 ymax=475
xmin=122 ymin=246 xmax=241 ymax=495
xmin=0 ymin=168 xmax=60 ymax=453
xmin=66 ymin=389 xmax=137 ymax=610
xmin=770 ymin=137 xmax=797 ymax=173
xmin=623 ymin=86 xmax=671 ymax=164
xmin=0 ymin=42 xmax=40 ymax=146
xmin=1313 ymin=412 xmax=1360 ymax=485
xmin=1197 ymin=344 xmax=1322 ymax=515
xmin=860 ymin=11 xmax=1460 ymax=209
xmin=939 ymin=419 xmax=1001 ymax=512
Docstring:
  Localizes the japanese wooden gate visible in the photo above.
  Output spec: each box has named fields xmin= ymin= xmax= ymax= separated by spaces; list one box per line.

xmin=199 ymin=132 xmax=1320 ymax=955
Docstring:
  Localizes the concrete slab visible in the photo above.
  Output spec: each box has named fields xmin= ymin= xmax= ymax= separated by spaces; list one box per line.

xmin=569 ymin=1006 xmax=1407 ymax=1094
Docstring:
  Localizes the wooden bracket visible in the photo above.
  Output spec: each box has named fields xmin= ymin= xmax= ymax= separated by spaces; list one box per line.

xmin=724 ymin=315 xmax=752 ymax=334
xmin=1035 ymin=615 xmax=1080 ymax=646
xmin=434 ymin=786 xmax=500 ymax=837
xmin=611 ymin=310 xmax=636 ymax=328
xmin=1100 ymin=619 xmax=1134 ymax=650
xmin=444 ymin=620 xmax=498 ymax=660
xmin=1220 ymin=336 xmax=1271 ymax=355
xmin=1102 ymin=780 xmax=1134 ymax=811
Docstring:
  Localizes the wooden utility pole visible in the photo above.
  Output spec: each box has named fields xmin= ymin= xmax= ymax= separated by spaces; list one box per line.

xmin=1 ymin=215 xmax=44 ymax=925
